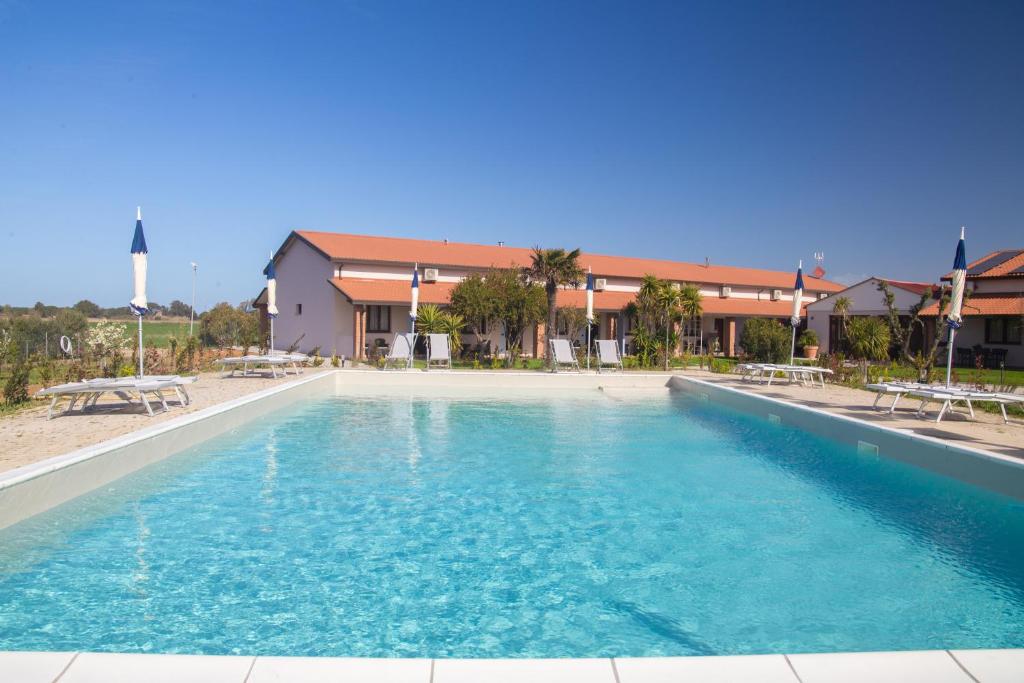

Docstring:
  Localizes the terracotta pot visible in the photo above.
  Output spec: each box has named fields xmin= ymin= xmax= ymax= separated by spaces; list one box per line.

xmin=804 ymin=346 xmax=819 ymax=359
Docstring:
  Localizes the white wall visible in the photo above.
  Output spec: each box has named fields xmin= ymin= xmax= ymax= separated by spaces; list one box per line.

xmin=806 ymin=279 xmax=929 ymax=354
xmin=274 ymin=239 xmax=339 ymax=354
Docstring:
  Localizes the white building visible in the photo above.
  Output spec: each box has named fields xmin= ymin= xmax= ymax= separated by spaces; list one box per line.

xmin=259 ymin=231 xmax=845 ymax=359
xmin=806 ymin=277 xmax=937 ymax=355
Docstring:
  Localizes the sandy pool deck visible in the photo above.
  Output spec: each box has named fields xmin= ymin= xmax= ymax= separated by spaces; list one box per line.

xmin=689 ymin=370 xmax=1024 ymax=460
xmin=0 ymin=369 xmax=333 ymax=474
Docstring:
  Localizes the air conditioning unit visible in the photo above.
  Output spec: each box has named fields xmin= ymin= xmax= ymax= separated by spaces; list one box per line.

xmin=771 ymin=289 xmax=782 ymax=301
xmin=720 ymin=286 xmax=731 ymax=298
xmin=594 ymin=278 xmax=607 ymax=291
xmin=423 ymin=268 xmax=439 ymax=282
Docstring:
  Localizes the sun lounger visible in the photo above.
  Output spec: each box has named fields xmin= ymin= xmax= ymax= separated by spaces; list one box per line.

xmin=549 ymin=338 xmax=581 ymax=373
xmin=216 ymin=355 xmax=301 ymax=378
xmin=426 ymin=334 xmax=451 ymax=370
xmin=384 ymin=333 xmax=416 ymax=370
xmin=35 ymin=377 xmax=187 ymax=419
xmin=868 ymin=381 xmax=1023 ymax=424
xmin=739 ymin=363 xmax=832 ymax=387
xmin=596 ymin=339 xmax=623 ymax=372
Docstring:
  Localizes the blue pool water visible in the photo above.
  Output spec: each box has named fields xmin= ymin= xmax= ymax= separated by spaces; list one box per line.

xmin=1 ymin=393 xmax=1022 ymax=657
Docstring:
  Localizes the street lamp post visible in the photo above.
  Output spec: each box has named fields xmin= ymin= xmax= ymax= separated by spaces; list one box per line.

xmin=190 ymin=262 xmax=198 ymax=336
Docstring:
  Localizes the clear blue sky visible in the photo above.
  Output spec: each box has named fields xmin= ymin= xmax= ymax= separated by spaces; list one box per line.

xmin=1 ymin=0 xmax=1021 ymax=309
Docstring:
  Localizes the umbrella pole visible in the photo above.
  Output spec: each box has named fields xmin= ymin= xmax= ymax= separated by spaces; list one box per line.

xmin=586 ymin=321 xmax=591 ymax=371
xmin=789 ymin=324 xmax=797 ymax=366
xmin=945 ymin=326 xmax=955 ymax=388
xmin=270 ymin=317 xmax=275 ymax=354
xmin=137 ymin=315 xmax=144 ymax=378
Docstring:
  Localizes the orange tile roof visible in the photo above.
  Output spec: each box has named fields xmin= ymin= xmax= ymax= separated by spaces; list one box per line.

xmin=290 ymin=231 xmax=846 ymax=292
xmin=329 ymin=277 xmax=813 ymax=317
xmin=920 ymin=294 xmax=1024 ymax=317
xmin=879 ymin=279 xmax=937 ymax=296
xmin=942 ymin=249 xmax=1024 ymax=280
xmin=329 ymin=278 xmax=456 ymax=305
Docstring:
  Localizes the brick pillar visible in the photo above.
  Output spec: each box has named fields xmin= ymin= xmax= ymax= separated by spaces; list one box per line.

xmin=608 ymin=314 xmax=617 ymax=340
xmin=353 ymin=305 xmax=365 ymax=360
xmin=725 ymin=318 xmax=736 ymax=356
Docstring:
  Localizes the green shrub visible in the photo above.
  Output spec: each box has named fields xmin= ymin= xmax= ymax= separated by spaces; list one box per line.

xmin=798 ymin=329 xmax=819 ymax=347
xmin=739 ymin=318 xmax=790 ymax=363
xmin=3 ymin=359 xmax=31 ymax=406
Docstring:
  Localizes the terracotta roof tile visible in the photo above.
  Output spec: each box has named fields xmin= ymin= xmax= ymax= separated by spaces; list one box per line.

xmin=920 ymin=294 xmax=1024 ymax=317
xmin=292 ymin=231 xmax=846 ymax=292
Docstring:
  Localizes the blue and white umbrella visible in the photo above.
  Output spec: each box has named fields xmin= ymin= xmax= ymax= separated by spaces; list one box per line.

xmin=266 ymin=255 xmax=279 ymax=351
xmin=410 ymin=264 xmax=420 ymax=333
xmin=789 ymin=260 xmax=804 ymax=364
xmin=130 ymin=207 xmax=149 ymax=376
xmin=945 ymin=227 xmax=967 ymax=386
xmin=586 ymin=268 xmax=594 ymax=370
xmin=130 ymin=207 xmax=149 ymax=316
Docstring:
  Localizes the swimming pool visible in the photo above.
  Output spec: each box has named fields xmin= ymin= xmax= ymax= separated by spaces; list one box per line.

xmin=1 ymin=390 xmax=1022 ymax=657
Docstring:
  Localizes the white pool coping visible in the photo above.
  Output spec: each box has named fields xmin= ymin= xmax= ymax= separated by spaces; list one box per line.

xmin=1 ymin=370 xmax=1022 ymax=679
xmin=2 ymin=648 xmax=1023 ymax=682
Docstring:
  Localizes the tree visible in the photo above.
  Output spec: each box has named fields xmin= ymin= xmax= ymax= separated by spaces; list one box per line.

xmin=555 ymin=306 xmax=589 ymax=346
xmin=448 ymin=273 xmax=494 ymax=347
xmin=679 ymin=283 xmax=703 ymax=352
xmin=830 ymin=296 xmax=852 ymax=353
xmin=73 ymin=300 xmax=101 ymax=318
xmin=168 ymin=300 xmax=192 ymax=317
xmin=625 ymin=275 xmax=685 ymax=368
xmin=739 ymin=318 xmax=790 ymax=363
xmin=847 ymin=316 xmax=891 ymax=381
xmin=201 ymin=302 xmax=258 ymax=349
xmin=414 ymin=304 xmax=445 ymax=333
xmin=876 ymin=281 xmax=952 ymax=381
xmin=527 ymin=247 xmax=582 ymax=367
xmin=439 ymin=311 xmax=466 ymax=358
xmin=484 ymin=267 xmax=547 ymax=366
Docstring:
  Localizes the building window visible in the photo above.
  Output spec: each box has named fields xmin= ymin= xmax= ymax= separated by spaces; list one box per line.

xmin=367 ymin=305 xmax=391 ymax=333
xmin=985 ymin=317 xmax=1021 ymax=345
xmin=295 ymin=303 xmax=302 ymax=316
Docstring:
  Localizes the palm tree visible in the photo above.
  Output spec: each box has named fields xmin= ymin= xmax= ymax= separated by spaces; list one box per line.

xmin=846 ymin=316 xmax=890 ymax=382
xmin=527 ymin=247 xmax=583 ymax=367
xmin=679 ymin=283 xmax=702 ymax=352
xmin=831 ymin=295 xmax=852 ymax=353
xmin=414 ymin=304 xmax=444 ymax=334
xmin=439 ymin=311 xmax=466 ymax=358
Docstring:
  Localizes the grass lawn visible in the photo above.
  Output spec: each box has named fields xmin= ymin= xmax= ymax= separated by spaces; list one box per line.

xmin=91 ymin=320 xmax=194 ymax=349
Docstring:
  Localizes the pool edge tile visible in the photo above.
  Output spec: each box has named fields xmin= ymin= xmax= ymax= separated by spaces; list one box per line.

xmin=0 ymin=651 xmax=77 ymax=683
xmin=949 ymin=649 xmax=1024 ymax=683
xmin=432 ymin=657 xmax=617 ymax=683
xmin=787 ymin=650 xmax=975 ymax=683
xmin=615 ymin=654 xmax=799 ymax=682
xmin=247 ymin=656 xmax=431 ymax=682
xmin=59 ymin=652 xmax=256 ymax=683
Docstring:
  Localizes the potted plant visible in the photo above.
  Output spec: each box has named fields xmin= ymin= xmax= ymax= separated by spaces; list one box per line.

xmin=799 ymin=329 xmax=820 ymax=359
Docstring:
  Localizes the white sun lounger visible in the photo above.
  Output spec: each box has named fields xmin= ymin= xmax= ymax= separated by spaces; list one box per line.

xmin=216 ymin=355 xmax=300 ymax=378
xmin=550 ymin=338 xmax=581 ymax=373
xmin=35 ymin=376 xmax=189 ymax=419
xmin=596 ymin=339 xmax=623 ymax=372
xmin=868 ymin=381 xmax=1023 ymax=424
xmin=384 ymin=333 xmax=417 ymax=370
xmin=740 ymin=363 xmax=832 ymax=388
xmin=426 ymin=334 xmax=451 ymax=370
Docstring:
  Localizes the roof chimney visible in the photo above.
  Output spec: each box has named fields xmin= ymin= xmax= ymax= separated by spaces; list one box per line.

xmin=498 ymin=241 xmax=505 ymax=247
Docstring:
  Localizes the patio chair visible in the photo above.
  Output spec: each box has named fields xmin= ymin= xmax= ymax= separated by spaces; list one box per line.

xmin=426 ymin=333 xmax=452 ymax=370
xmin=549 ymin=338 xmax=581 ymax=373
xmin=384 ymin=332 xmax=416 ymax=370
xmin=595 ymin=339 xmax=623 ymax=372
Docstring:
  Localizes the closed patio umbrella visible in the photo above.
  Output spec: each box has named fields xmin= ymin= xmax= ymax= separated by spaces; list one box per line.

xmin=789 ymin=260 xmax=804 ymax=365
xmin=586 ymin=268 xmax=594 ymax=370
xmin=410 ymin=264 xmax=419 ymax=334
xmin=129 ymin=207 xmax=149 ymax=377
xmin=945 ymin=227 xmax=967 ymax=387
xmin=265 ymin=255 xmax=279 ymax=352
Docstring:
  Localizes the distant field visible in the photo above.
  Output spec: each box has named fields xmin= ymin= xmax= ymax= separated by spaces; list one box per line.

xmin=91 ymin=320 xmax=194 ymax=348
